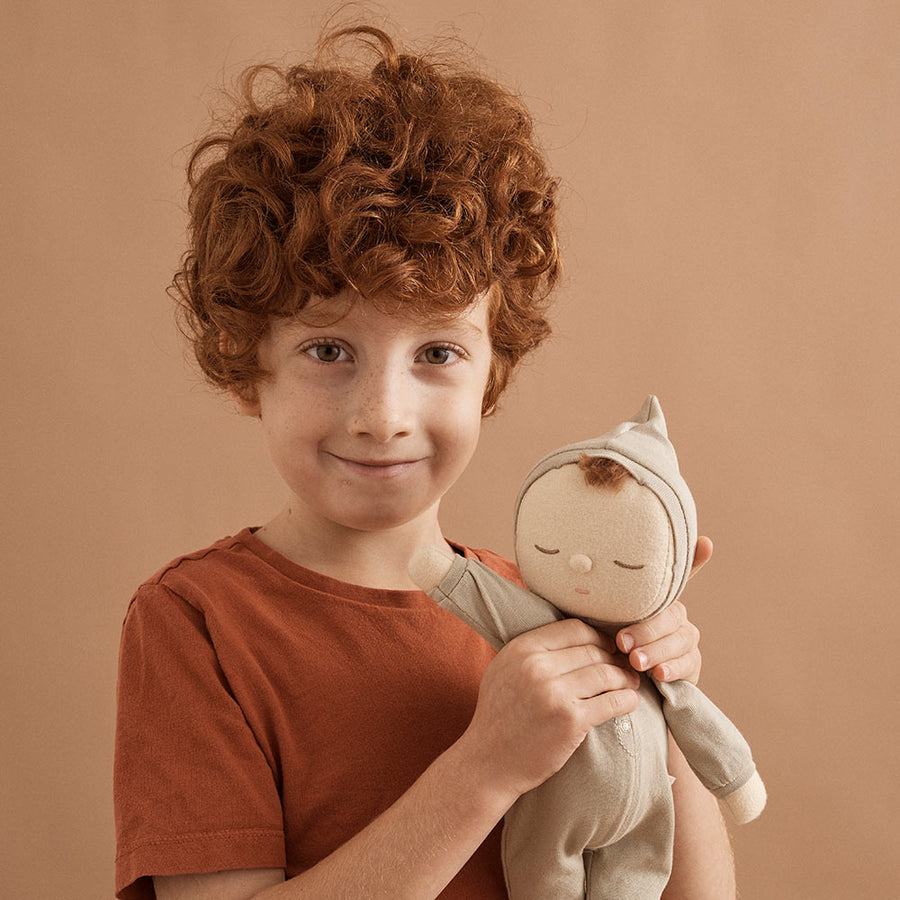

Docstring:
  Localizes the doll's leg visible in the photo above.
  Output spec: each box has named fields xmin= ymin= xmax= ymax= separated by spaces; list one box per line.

xmin=501 ymin=804 xmax=587 ymax=899
xmin=583 ymin=814 xmax=673 ymax=900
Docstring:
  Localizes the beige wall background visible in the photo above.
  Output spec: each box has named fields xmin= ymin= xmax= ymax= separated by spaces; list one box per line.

xmin=4 ymin=1 xmax=898 ymax=897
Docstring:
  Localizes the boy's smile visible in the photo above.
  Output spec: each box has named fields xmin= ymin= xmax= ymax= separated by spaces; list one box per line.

xmin=235 ymin=290 xmax=494 ymax=569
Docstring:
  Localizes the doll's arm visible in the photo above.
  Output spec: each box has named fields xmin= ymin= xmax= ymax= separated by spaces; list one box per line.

xmin=409 ymin=548 xmax=562 ymax=650
xmin=718 ymin=767 xmax=766 ymax=824
xmin=655 ymin=679 xmax=766 ymax=824
xmin=408 ymin=544 xmax=456 ymax=592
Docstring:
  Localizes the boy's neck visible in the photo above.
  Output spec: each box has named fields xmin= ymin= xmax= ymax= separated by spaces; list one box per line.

xmin=254 ymin=504 xmax=451 ymax=591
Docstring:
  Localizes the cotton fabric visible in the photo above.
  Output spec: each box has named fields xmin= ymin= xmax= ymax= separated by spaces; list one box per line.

xmin=114 ymin=529 xmax=514 ymax=899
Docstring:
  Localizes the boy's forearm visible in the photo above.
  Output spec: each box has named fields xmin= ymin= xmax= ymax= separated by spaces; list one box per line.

xmin=256 ymin=732 xmax=514 ymax=899
xmin=663 ymin=734 xmax=736 ymax=900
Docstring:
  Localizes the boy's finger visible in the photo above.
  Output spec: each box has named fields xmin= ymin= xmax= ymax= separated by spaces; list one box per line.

xmin=688 ymin=535 xmax=714 ymax=579
xmin=581 ymin=688 xmax=641 ymax=726
xmin=518 ymin=618 xmax=615 ymax=654
xmin=616 ymin=601 xmax=691 ymax=655
xmin=561 ymin=662 xmax=641 ymax=699
xmin=624 ymin=624 xmax=698 ymax=674
xmin=650 ymin=649 xmax=702 ymax=685
xmin=537 ymin=644 xmax=630 ymax=681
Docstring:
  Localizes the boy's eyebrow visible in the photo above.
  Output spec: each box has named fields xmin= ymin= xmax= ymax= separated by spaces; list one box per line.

xmin=419 ymin=297 xmax=492 ymax=337
xmin=278 ymin=315 xmax=486 ymax=336
xmin=423 ymin=316 xmax=485 ymax=337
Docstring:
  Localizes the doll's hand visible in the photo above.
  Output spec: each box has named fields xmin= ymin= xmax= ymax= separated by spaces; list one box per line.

xmin=615 ymin=536 xmax=713 ymax=685
xmin=721 ymin=769 xmax=767 ymax=823
xmin=408 ymin=545 xmax=456 ymax=592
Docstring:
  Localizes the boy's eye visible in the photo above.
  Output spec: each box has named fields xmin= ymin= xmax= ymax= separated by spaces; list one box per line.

xmin=419 ymin=345 xmax=463 ymax=365
xmin=303 ymin=342 xmax=348 ymax=363
xmin=534 ymin=545 xmax=559 ymax=555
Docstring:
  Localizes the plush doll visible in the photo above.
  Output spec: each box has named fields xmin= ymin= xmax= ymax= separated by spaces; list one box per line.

xmin=409 ymin=396 xmax=766 ymax=900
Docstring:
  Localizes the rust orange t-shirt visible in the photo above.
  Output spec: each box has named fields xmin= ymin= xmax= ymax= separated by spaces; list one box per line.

xmin=114 ymin=528 xmax=520 ymax=899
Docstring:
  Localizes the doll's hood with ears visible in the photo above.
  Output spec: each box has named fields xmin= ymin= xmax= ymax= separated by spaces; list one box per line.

xmin=514 ymin=395 xmax=698 ymax=616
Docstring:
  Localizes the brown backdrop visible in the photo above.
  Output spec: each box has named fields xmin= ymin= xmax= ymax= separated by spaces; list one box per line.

xmin=4 ymin=2 xmax=899 ymax=897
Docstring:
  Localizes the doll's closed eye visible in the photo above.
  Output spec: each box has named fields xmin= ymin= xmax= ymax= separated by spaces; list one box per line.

xmin=613 ymin=560 xmax=645 ymax=570
xmin=534 ymin=545 xmax=559 ymax=555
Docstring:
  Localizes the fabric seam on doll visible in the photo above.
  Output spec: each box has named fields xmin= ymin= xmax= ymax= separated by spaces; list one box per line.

xmin=436 ymin=556 xmax=510 ymax=646
xmin=613 ymin=715 xmax=636 ymax=758
xmin=707 ymin=764 xmax=757 ymax=797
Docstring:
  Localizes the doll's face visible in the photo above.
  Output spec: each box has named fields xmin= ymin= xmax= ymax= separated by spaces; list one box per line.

xmin=515 ymin=464 xmax=675 ymax=624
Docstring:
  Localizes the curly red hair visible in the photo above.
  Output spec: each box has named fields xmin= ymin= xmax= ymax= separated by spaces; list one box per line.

xmin=171 ymin=24 xmax=560 ymax=414
xmin=578 ymin=455 xmax=632 ymax=491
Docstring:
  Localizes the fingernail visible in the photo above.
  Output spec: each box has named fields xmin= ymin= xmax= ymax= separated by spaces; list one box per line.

xmin=635 ymin=651 xmax=648 ymax=670
xmin=659 ymin=664 xmax=670 ymax=681
xmin=620 ymin=634 xmax=634 ymax=653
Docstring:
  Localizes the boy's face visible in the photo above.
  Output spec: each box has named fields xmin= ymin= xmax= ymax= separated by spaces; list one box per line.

xmin=238 ymin=290 xmax=493 ymax=537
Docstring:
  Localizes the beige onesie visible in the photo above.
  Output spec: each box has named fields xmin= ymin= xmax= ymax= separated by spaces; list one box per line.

xmin=428 ymin=552 xmax=759 ymax=900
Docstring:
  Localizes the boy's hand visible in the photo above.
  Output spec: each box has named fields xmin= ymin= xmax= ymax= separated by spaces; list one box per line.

xmin=615 ymin=536 xmax=713 ymax=685
xmin=463 ymin=619 xmax=641 ymax=800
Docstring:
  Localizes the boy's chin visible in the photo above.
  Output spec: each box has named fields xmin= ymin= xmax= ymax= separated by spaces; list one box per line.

xmin=331 ymin=505 xmax=436 ymax=535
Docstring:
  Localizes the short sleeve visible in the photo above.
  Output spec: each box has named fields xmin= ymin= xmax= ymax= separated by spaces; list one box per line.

xmin=114 ymin=583 xmax=285 ymax=899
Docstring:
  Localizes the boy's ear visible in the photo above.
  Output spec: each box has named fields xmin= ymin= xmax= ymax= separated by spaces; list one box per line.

xmin=231 ymin=384 xmax=261 ymax=418
xmin=218 ymin=329 xmax=263 ymax=417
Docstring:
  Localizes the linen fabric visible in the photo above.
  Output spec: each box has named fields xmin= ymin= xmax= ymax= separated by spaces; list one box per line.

xmin=429 ymin=554 xmax=760 ymax=899
xmin=114 ymin=528 xmax=514 ymax=899
xmin=430 ymin=554 xmax=674 ymax=899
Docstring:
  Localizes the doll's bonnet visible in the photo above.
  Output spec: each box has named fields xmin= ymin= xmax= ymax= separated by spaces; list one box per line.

xmin=513 ymin=395 xmax=698 ymax=619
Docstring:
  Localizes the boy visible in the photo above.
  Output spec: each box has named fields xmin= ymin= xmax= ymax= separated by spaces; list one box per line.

xmin=114 ymin=24 xmax=732 ymax=900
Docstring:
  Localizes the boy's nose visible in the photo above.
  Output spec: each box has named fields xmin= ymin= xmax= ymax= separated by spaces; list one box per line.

xmin=569 ymin=553 xmax=592 ymax=574
xmin=347 ymin=367 xmax=414 ymax=441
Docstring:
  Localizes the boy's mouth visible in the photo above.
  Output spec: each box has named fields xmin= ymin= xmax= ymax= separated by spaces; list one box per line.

xmin=330 ymin=454 xmax=423 ymax=478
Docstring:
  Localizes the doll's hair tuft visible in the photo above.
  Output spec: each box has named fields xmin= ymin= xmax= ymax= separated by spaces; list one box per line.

xmin=171 ymin=23 xmax=560 ymax=414
xmin=578 ymin=455 xmax=632 ymax=491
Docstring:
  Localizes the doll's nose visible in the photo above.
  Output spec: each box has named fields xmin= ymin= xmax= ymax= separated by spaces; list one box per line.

xmin=569 ymin=553 xmax=593 ymax=574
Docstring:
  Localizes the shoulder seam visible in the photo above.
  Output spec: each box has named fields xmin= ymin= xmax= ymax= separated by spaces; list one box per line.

xmin=145 ymin=539 xmax=238 ymax=586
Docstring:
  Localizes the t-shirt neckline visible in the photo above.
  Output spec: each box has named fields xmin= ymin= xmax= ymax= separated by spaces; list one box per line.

xmin=230 ymin=526 xmax=471 ymax=608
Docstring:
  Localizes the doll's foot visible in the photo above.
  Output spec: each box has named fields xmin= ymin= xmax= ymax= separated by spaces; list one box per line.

xmin=721 ymin=770 xmax=767 ymax=823
xmin=408 ymin=545 xmax=455 ymax=592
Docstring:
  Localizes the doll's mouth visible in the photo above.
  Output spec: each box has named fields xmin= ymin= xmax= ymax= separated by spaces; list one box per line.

xmin=574 ymin=588 xmax=590 ymax=595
